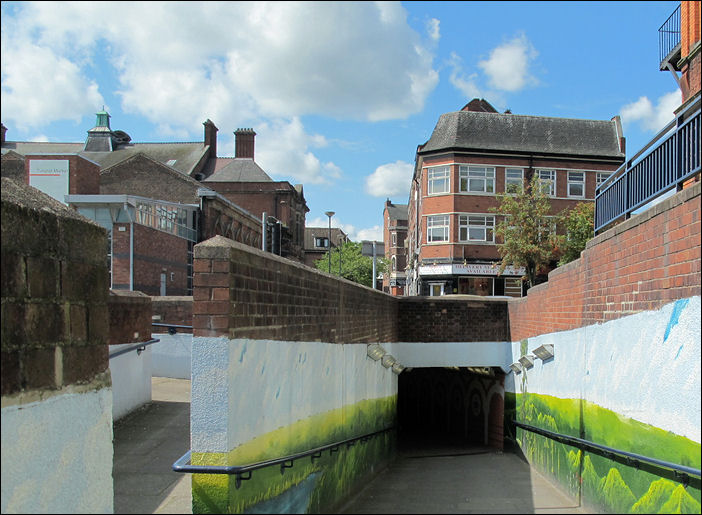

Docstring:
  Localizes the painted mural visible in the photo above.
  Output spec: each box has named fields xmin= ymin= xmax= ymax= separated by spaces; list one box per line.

xmin=190 ymin=338 xmax=398 ymax=514
xmin=506 ymin=297 xmax=701 ymax=514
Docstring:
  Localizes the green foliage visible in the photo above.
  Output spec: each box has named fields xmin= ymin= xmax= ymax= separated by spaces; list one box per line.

xmin=490 ymin=174 xmax=559 ymax=287
xmin=314 ymin=241 xmax=387 ymax=288
xmin=555 ymin=202 xmax=595 ymax=266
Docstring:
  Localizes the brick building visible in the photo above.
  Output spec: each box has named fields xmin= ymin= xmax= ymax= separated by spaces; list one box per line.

xmin=382 ymin=199 xmax=408 ymax=296
xmin=406 ymin=99 xmax=626 ymax=297
xmin=303 ymin=227 xmax=349 ymax=269
xmin=660 ymin=1 xmax=701 ymax=107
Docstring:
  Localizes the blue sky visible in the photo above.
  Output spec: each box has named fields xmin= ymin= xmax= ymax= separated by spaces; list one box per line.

xmin=1 ymin=1 xmax=682 ymax=241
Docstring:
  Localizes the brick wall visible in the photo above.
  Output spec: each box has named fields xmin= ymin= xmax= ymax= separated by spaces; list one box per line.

xmin=397 ymin=296 xmax=510 ymax=342
xmin=1 ymin=178 xmax=110 ymax=395
xmin=193 ymin=236 xmax=399 ymax=342
xmin=509 ymin=182 xmax=701 ymax=341
xmin=151 ymin=296 xmax=193 ymax=333
xmin=107 ymin=290 xmax=152 ymax=345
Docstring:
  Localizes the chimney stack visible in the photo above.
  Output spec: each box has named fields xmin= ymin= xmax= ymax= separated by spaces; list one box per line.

xmin=234 ymin=128 xmax=256 ymax=159
xmin=203 ymin=119 xmax=218 ymax=160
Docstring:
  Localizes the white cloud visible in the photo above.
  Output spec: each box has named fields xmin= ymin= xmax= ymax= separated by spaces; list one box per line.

xmin=365 ymin=161 xmax=413 ymax=198
xmin=447 ymin=52 xmax=505 ymax=109
xmin=620 ymin=90 xmax=681 ymax=133
xmin=426 ymin=18 xmax=440 ymax=42
xmin=478 ymin=33 xmax=538 ymax=92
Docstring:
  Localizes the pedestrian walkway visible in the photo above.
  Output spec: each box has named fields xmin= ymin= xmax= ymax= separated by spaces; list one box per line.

xmin=113 ymin=377 xmax=192 ymax=514
xmin=339 ymin=437 xmax=595 ymax=514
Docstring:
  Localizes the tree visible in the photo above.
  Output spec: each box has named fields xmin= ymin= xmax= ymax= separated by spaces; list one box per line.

xmin=490 ymin=174 xmax=559 ymax=288
xmin=314 ymin=241 xmax=387 ymax=288
xmin=555 ymin=202 xmax=594 ymax=266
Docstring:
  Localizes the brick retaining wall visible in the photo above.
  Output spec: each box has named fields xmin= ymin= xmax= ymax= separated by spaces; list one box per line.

xmin=509 ymin=182 xmax=701 ymax=341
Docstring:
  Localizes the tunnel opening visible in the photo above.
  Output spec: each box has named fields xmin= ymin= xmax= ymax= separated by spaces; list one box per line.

xmin=397 ymin=366 xmax=506 ymax=455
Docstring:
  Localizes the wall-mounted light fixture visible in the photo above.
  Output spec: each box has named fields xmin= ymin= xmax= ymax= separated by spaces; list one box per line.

xmin=533 ymin=344 xmax=554 ymax=360
xmin=381 ymin=354 xmax=396 ymax=368
xmin=518 ymin=355 xmax=535 ymax=369
xmin=367 ymin=344 xmax=386 ymax=361
xmin=509 ymin=362 xmax=523 ymax=374
xmin=391 ymin=363 xmax=405 ymax=375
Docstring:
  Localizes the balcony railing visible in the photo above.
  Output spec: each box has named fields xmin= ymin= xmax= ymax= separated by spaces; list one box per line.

xmin=595 ymin=100 xmax=700 ymax=234
xmin=659 ymin=4 xmax=681 ymax=69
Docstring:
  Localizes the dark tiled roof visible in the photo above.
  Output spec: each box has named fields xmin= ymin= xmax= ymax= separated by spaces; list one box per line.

xmin=386 ymin=203 xmax=408 ymax=221
xmin=202 ymin=158 xmax=272 ymax=182
xmin=2 ymin=141 xmax=209 ymax=176
xmin=304 ymin=227 xmax=348 ymax=250
xmin=419 ymin=111 xmax=624 ymax=158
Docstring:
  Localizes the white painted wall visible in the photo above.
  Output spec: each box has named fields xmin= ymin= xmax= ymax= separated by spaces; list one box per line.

xmin=389 ymin=341 xmax=511 ymax=370
xmin=151 ymin=333 xmax=192 ymax=379
xmin=191 ymin=338 xmax=397 ymax=453
xmin=1 ymin=388 xmax=113 ymax=514
xmin=109 ymin=344 xmax=152 ymax=420
xmin=506 ymin=296 xmax=701 ymax=443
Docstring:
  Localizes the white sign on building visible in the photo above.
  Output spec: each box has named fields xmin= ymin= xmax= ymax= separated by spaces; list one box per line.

xmin=29 ymin=160 xmax=70 ymax=204
xmin=418 ymin=263 xmax=526 ymax=276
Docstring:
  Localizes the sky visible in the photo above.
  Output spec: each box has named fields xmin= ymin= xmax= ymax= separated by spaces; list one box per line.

xmin=1 ymin=1 xmax=683 ymax=242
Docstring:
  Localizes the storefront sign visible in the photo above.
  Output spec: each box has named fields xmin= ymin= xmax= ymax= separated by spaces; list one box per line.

xmin=418 ymin=263 xmax=525 ymax=276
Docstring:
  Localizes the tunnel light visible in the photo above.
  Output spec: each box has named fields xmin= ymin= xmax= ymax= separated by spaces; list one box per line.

xmin=533 ymin=344 xmax=554 ymax=360
xmin=518 ymin=355 xmax=535 ymax=369
xmin=509 ymin=362 xmax=523 ymax=374
xmin=391 ymin=363 xmax=405 ymax=375
xmin=381 ymin=354 xmax=396 ymax=368
xmin=367 ymin=344 xmax=386 ymax=361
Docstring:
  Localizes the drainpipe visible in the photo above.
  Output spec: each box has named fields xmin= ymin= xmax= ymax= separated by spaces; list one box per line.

xmin=262 ymin=211 xmax=267 ymax=252
xmin=124 ymin=201 xmax=134 ymax=291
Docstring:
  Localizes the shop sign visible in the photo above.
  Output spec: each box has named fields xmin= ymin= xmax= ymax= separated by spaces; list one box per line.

xmin=418 ymin=263 xmax=525 ymax=276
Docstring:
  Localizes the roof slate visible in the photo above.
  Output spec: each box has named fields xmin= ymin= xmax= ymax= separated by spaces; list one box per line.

xmin=202 ymin=158 xmax=273 ymax=182
xmin=386 ymin=203 xmax=408 ymax=221
xmin=419 ymin=111 xmax=624 ymax=158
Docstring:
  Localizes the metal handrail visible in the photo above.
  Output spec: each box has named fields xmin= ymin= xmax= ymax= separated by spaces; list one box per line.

xmin=152 ymin=322 xmax=193 ymax=334
xmin=658 ymin=4 xmax=681 ymax=65
xmin=514 ymin=421 xmax=700 ymax=486
xmin=173 ymin=426 xmax=395 ymax=488
xmin=109 ymin=338 xmax=160 ymax=359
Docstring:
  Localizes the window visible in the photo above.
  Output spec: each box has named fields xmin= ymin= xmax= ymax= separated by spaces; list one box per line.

xmin=392 ymin=232 xmax=397 ymax=246
xmin=427 ymin=215 xmax=449 ymax=243
xmin=537 ymin=170 xmax=556 ymax=196
xmin=567 ymin=171 xmax=585 ymax=198
xmin=314 ymin=237 xmax=329 ymax=248
xmin=459 ymin=166 xmax=495 ymax=193
xmin=427 ymin=166 xmax=450 ymax=195
xmin=391 ymin=256 xmax=397 ymax=272
xmin=504 ymin=277 xmax=523 ymax=298
xmin=458 ymin=277 xmax=493 ymax=296
xmin=505 ymin=168 xmax=524 ymax=194
xmin=596 ymin=172 xmax=612 ymax=189
xmin=459 ymin=215 xmax=495 ymax=242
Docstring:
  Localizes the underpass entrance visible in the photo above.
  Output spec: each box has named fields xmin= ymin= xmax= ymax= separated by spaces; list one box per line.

xmin=397 ymin=367 xmax=506 ymax=452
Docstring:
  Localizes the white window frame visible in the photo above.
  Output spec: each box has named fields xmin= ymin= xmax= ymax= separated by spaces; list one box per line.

xmin=429 ymin=282 xmax=445 ymax=296
xmin=426 ymin=215 xmax=450 ymax=243
xmin=459 ymin=166 xmax=495 ymax=193
xmin=392 ymin=232 xmax=397 ymax=246
xmin=314 ymin=237 xmax=329 ymax=248
xmin=537 ymin=170 xmax=557 ymax=196
xmin=596 ymin=172 xmax=612 ymax=189
xmin=567 ymin=171 xmax=585 ymax=198
xmin=505 ymin=168 xmax=524 ymax=194
xmin=458 ymin=214 xmax=495 ymax=243
xmin=427 ymin=166 xmax=450 ymax=195
xmin=504 ymin=277 xmax=523 ymax=297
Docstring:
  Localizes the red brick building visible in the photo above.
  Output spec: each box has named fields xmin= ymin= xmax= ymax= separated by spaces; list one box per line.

xmin=1 ymin=112 xmax=307 ymax=296
xmin=406 ymin=99 xmax=626 ymax=297
xmin=661 ymin=1 xmax=701 ymax=106
xmin=303 ymin=227 xmax=349 ymax=269
xmin=382 ymin=199 xmax=408 ymax=296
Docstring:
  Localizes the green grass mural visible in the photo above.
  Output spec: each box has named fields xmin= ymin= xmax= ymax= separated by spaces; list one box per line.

xmin=192 ymin=395 xmax=396 ymax=514
xmin=507 ymin=391 xmax=701 ymax=514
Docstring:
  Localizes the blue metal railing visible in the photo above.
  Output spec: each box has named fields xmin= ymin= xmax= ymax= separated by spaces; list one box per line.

xmin=595 ymin=103 xmax=701 ymax=234
xmin=172 ymin=426 xmax=395 ymax=488
xmin=514 ymin=421 xmax=700 ymax=487
xmin=659 ymin=4 xmax=681 ymax=66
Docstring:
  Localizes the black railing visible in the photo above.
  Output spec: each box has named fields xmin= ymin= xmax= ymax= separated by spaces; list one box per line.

xmin=514 ymin=421 xmax=700 ymax=488
xmin=108 ymin=338 xmax=160 ymax=359
xmin=152 ymin=322 xmax=193 ymax=335
xmin=172 ymin=426 xmax=395 ymax=488
xmin=595 ymin=102 xmax=701 ymax=234
xmin=659 ymin=4 xmax=681 ymax=66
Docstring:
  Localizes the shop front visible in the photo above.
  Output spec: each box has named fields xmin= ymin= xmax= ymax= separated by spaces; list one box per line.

xmin=417 ymin=262 xmax=526 ymax=298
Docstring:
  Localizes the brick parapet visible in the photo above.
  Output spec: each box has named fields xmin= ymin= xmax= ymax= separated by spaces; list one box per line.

xmin=509 ymin=182 xmax=701 ymax=341
xmin=1 ymin=178 xmax=110 ymax=397
xmin=151 ymin=296 xmax=193 ymax=333
xmin=107 ymin=290 xmax=152 ymax=345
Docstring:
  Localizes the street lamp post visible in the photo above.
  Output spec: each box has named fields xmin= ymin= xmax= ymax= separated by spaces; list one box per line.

xmin=338 ymin=235 xmax=343 ymax=276
xmin=324 ymin=211 xmax=335 ymax=274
